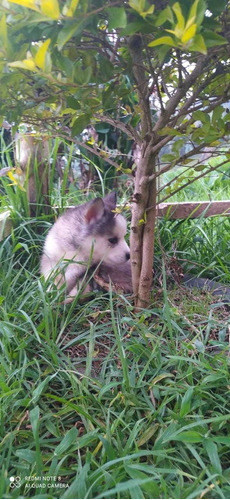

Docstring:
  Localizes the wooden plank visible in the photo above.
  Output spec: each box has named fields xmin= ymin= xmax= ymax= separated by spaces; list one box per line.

xmin=0 ymin=210 xmax=12 ymax=241
xmin=156 ymin=201 xmax=230 ymax=219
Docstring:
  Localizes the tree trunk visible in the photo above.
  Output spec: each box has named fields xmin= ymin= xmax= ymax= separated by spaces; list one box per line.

xmin=130 ymin=140 xmax=157 ymax=309
xmin=128 ymin=35 xmax=157 ymax=309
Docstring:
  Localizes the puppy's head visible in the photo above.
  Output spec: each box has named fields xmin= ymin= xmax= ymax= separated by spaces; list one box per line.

xmin=83 ymin=192 xmax=130 ymax=265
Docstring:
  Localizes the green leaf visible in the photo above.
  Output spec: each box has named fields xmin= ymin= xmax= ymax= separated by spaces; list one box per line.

xmin=157 ymin=44 xmax=172 ymax=63
xmin=108 ymin=8 xmax=127 ymax=29
xmin=55 ymin=53 xmax=73 ymax=78
xmin=32 ymin=376 xmax=51 ymax=403
xmin=140 ymin=5 xmax=154 ymax=19
xmin=63 ymin=463 xmax=90 ymax=499
xmin=128 ymin=0 xmax=154 ymax=18
xmin=161 ymin=153 xmax=177 ymax=162
xmin=193 ymin=110 xmax=208 ymax=122
xmin=184 ymin=15 xmax=196 ymax=33
xmin=194 ymin=339 xmax=205 ymax=352
xmin=189 ymin=34 xmax=207 ymax=54
xmin=214 ymin=436 xmax=230 ymax=444
xmin=188 ymin=0 xmax=199 ymax=22
xmin=194 ymin=164 xmax=207 ymax=171
xmin=66 ymin=96 xmax=81 ymax=109
xmin=7 ymin=0 xmax=39 ymax=11
xmin=30 ymin=405 xmax=40 ymax=438
xmin=40 ymin=0 xmax=60 ymax=20
xmin=195 ymin=0 xmax=206 ymax=26
xmin=95 ymin=123 xmax=110 ymax=133
xmin=9 ymin=57 xmax=37 ymax=72
xmin=182 ymin=23 xmax=197 ymax=43
xmin=212 ymin=105 xmax=224 ymax=123
xmin=128 ymin=0 xmax=145 ymax=14
xmin=92 ymin=478 xmax=156 ymax=499
xmin=121 ymin=20 xmax=149 ymax=35
xmin=188 ymin=0 xmax=206 ymax=27
xmin=13 ymin=242 xmax=29 ymax=253
xmin=0 ymin=14 xmax=8 ymax=49
xmin=137 ymin=424 xmax=159 ymax=446
xmin=62 ymin=0 xmax=79 ymax=17
xmin=74 ymin=63 xmax=92 ymax=85
xmin=204 ymin=439 xmax=222 ymax=474
xmin=172 ymin=2 xmax=185 ymax=33
xmin=15 ymin=449 xmax=36 ymax=464
xmin=97 ymin=55 xmax=114 ymax=81
xmin=173 ymin=431 xmax=203 ymax=443
xmin=180 ymin=387 xmax=193 ymax=417
xmin=54 ymin=427 xmax=78 ymax=456
xmin=158 ymin=127 xmax=182 ymax=136
xmin=34 ymin=38 xmax=51 ymax=71
xmin=57 ymin=18 xmax=87 ymax=50
xmin=71 ymin=113 xmax=91 ymax=136
xmin=172 ymin=138 xmax=185 ymax=153
xmin=155 ymin=6 xmax=174 ymax=27
xmin=203 ymin=30 xmax=227 ymax=48
xmin=148 ymin=36 xmax=175 ymax=48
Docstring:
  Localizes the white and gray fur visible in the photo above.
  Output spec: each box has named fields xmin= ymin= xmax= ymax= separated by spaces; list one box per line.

xmin=40 ymin=192 xmax=130 ymax=300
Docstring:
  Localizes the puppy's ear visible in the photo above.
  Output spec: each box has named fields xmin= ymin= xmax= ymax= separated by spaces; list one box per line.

xmin=103 ymin=191 xmax=117 ymax=211
xmin=85 ymin=198 xmax=105 ymax=224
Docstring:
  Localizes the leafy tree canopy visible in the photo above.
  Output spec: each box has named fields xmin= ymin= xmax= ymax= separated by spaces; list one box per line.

xmin=0 ymin=0 xmax=229 ymax=145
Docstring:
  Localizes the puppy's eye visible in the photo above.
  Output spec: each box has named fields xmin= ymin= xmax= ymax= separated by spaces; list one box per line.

xmin=108 ymin=237 xmax=118 ymax=245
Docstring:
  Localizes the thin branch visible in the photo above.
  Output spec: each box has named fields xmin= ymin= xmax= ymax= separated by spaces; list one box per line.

xmin=175 ymin=92 xmax=230 ymax=132
xmin=159 ymin=71 xmax=171 ymax=97
xmin=144 ymin=40 xmax=164 ymax=113
xmin=176 ymin=49 xmax=183 ymax=88
xmin=153 ymin=54 xmax=209 ymax=132
xmin=51 ymin=131 xmax=121 ymax=170
xmin=94 ymin=113 xmax=141 ymax=144
xmin=149 ymin=90 xmax=230 ymax=169
xmin=83 ymin=1 xmax=121 ymax=17
xmin=156 ymin=148 xmax=229 ymax=195
xmin=157 ymin=160 xmax=205 ymax=195
xmin=82 ymin=30 xmax=123 ymax=64
xmin=170 ymin=74 xmax=230 ymax=125
xmin=153 ymin=142 xmax=209 ymax=181
xmin=128 ymin=35 xmax=152 ymax=136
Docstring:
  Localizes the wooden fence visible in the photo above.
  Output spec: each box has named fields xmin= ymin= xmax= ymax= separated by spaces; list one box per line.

xmin=156 ymin=200 xmax=230 ymax=219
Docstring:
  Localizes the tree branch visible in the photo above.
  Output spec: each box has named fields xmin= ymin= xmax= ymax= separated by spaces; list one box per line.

xmin=94 ymin=113 xmax=141 ymax=144
xmin=153 ymin=54 xmax=209 ymax=132
xmin=51 ymin=131 xmax=121 ymax=170
xmin=128 ymin=34 xmax=153 ymax=136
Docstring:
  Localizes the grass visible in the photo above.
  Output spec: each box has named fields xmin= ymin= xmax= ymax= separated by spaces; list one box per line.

xmin=155 ymin=215 xmax=230 ymax=283
xmin=161 ymin=157 xmax=230 ymax=202
xmin=0 ymin=140 xmax=230 ymax=498
xmin=0 ymin=213 xmax=230 ymax=499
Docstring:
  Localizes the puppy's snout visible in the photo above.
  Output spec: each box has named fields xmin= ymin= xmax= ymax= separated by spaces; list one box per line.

xmin=126 ymin=252 xmax=130 ymax=261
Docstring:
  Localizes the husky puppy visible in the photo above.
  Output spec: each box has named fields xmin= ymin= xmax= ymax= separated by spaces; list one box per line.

xmin=40 ymin=192 xmax=130 ymax=300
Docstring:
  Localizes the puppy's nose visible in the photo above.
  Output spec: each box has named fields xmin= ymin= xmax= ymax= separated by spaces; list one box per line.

xmin=126 ymin=252 xmax=130 ymax=261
